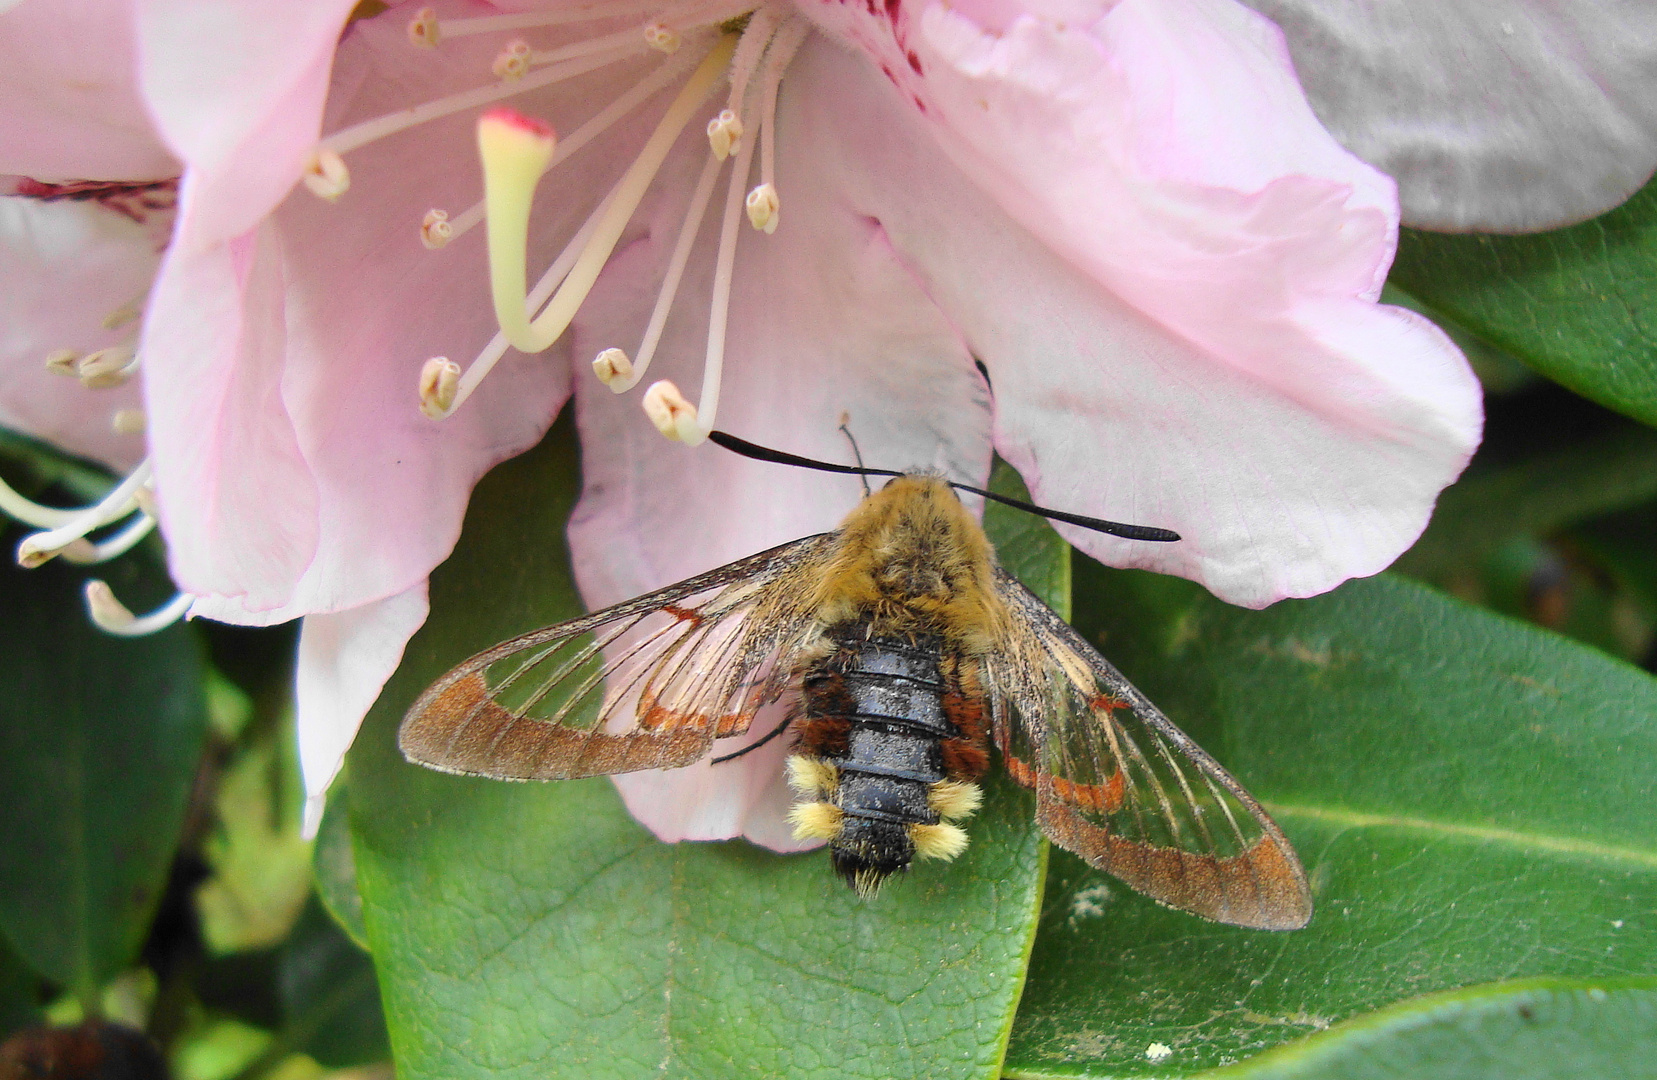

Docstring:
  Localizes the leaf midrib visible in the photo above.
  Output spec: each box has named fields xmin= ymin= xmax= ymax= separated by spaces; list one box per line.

xmin=1265 ymin=802 xmax=1657 ymax=870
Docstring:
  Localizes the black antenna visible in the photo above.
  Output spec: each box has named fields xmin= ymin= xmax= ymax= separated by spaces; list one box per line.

xmin=707 ymin=430 xmax=1180 ymax=543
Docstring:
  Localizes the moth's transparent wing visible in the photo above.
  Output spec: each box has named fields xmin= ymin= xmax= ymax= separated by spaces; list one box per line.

xmin=399 ymin=535 xmax=836 ymax=781
xmin=984 ymin=569 xmax=1311 ymax=930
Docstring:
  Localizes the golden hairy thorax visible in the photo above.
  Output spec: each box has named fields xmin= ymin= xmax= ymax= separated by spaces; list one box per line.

xmin=807 ymin=475 xmax=1011 ymax=651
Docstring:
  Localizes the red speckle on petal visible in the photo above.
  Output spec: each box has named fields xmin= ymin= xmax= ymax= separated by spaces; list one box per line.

xmin=10 ymin=177 xmax=178 ymax=224
xmin=884 ymin=0 xmax=901 ymax=19
xmin=906 ymin=50 xmax=923 ymax=74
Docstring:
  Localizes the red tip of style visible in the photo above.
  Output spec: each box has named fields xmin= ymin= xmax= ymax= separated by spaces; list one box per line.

xmin=479 ymin=106 xmax=556 ymax=142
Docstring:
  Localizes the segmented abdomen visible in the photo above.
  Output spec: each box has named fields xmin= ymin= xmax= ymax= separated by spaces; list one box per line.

xmin=787 ymin=630 xmax=989 ymax=896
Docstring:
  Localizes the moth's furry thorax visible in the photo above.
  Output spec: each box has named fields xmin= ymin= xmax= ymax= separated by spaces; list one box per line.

xmin=808 ymin=474 xmax=1009 ymax=653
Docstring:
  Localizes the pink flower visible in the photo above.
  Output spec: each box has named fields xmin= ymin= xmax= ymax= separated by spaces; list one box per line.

xmin=17 ymin=0 xmax=1641 ymax=842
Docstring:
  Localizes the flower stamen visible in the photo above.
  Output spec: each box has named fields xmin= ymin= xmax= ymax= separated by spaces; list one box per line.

xmin=493 ymin=39 xmax=532 ymax=82
xmin=606 ymin=148 xmax=723 ymax=392
xmin=426 ymin=186 xmax=621 ymax=419
xmin=407 ymin=6 xmax=440 ymax=47
xmin=302 ymin=147 xmax=351 ymax=201
xmin=83 ymin=581 xmax=193 ymax=638
xmin=75 ymin=343 xmax=139 ymax=389
xmin=60 ymin=510 xmax=156 ymax=565
xmin=16 ymin=460 xmax=153 ymax=568
xmin=482 ymin=33 xmax=737 ymax=355
xmin=746 ymin=16 xmax=808 ymax=234
xmin=592 ymin=347 xmax=634 ymax=386
xmin=0 ymin=475 xmax=81 ymax=529
xmin=644 ymin=23 xmax=681 ymax=53
xmin=315 ymin=43 xmax=648 ymax=165
xmin=111 ymin=408 xmax=146 ymax=435
xmin=102 ymin=294 xmax=147 ymax=330
xmin=418 ymin=357 xmax=461 ymax=418
xmin=528 ymin=25 xmax=652 ymax=69
xmin=642 ymin=379 xmax=702 ymax=442
xmin=723 ymin=3 xmax=783 ymax=120
xmin=706 ymin=109 xmax=742 ymax=161
xmin=420 ymin=208 xmax=454 ymax=249
xmin=415 ymin=37 xmax=703 ymax=254
xmin=678 ymin=81 xmax=762 ymax=446
xmin=433 ymin=0 xmax=666 ymax=41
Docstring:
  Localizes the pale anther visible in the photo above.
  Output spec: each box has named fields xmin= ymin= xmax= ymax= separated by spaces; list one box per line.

xmin=642 ymin=380 xmax=702 ymax=444
xmin=420 ymin=208 xmax=453 ymax=249
xmin=745 ymin=182 xmax=779 ymax=233
xmin=418 ymin=357 xmax=462 ymax=419
xmin=407 ymin=7 xmax=440 ymax=47
xmin=706 ymin=109 xmax=742 ymax=160
xmin=111 ymin=409 xmax=146 ymax=435
xmin=16 ymin=460 xmax=152 ymax=568
xmin=592 ymin=348 xmax=634 ymax=387
xmin=132 ymin=485 xmax=158 ymax=520
xmin=61 ymin=511 xmax=156 ymax=565
xmin=493 ymin=39 xmax=531 ymax=82
xmin=102 ymin=296 xmax=145 ymax=330
xmin=302 ymin=147 xmax=351 ymax=201
xmin=77 ymin=344 xmax=138 ymax=389
xmin=44 ymin=348 xmax=79 ymax=376
xmin=84 ymin=581 xmax=193 ymax=638
xmin=644 ymin=23 xmax=681 ymax=53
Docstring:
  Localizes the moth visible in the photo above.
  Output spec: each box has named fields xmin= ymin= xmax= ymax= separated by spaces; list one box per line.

xmin=399 ymin=433 xmax=1312 ymax=930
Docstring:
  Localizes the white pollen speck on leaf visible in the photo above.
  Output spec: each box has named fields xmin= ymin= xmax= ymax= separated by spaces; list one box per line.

xmin=1068 ymin=883 xmax=1113 ymax=924
xmin=1145 ymin=1043 xmax=1173 ymax=1063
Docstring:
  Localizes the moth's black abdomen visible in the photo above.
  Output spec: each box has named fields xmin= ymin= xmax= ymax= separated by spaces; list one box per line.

xmin=791 ymin=631 xmax=982 ymax=896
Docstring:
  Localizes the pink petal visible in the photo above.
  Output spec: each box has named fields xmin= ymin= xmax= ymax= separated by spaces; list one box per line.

xmin=611 ymin=702 xmax=810 ymax=852
xmin=293 ymin=581 xmax=431 ymax=837
xmin=783 ymin=28 xmax=1479 ymax=606
xmin=566 ymin=111 xmax=993 ymax=846
xmin=0 ymin=0 xmax=180 ymax=180
xmin=135 ymin=0 xmax=358 ymax=251
xmin=0 ymin=195 xmax=156 ymax=471
xmin=144 ymin=4 xmax=582 ymax=615
xmin=141 ymin=223 xmax=322 ymax=608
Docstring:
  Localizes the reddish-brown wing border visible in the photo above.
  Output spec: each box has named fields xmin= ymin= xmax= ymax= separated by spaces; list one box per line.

xmin=399 ymin=534 xmax=835 ymax=781
xmin=984 ymin=570 xmax=1311 ymax=930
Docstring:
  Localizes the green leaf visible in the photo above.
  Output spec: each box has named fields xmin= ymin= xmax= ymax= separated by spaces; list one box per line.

xmin=985 ymin=456 xmax=1072 ymax=619
xmin=349 ymin=415 xmax=1049 ymax=1080
xmin=0 ymin=544 xmax=208 ymax=995
xmin=1004 ymin=567 xmax=1657 ymax=1078
xmin=312 ymin=783 xmax=368 ymax=951
xmin=0 ymin=935 xmax=42 ymax=1036
xmin=1394 ymin=423 xmax=1657 ymax=580
xmin=1203 ymin=977 xmax=1657 ymax=1080
xmin=1390 ymin=177 xmax=1657 ymax=427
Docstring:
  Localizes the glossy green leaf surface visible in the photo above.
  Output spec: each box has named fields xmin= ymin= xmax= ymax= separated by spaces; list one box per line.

xmin=1004 ymin=567 xmax=1657 ymax=1077
xmin=1391 ymin=177 xmax=1657 ymax=427
xmin=349 ymin=417 xmax=1049 ymax=1080
xmin=1210 ymin=978 xmax=1657 ymax=1080
xmin=0 ymin=545 xmax=208 ymax=994
xmin=313 ymin=784 xmax=368 ymax=951
xmin=985 ymin=456 xmax=1071 ymax=620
